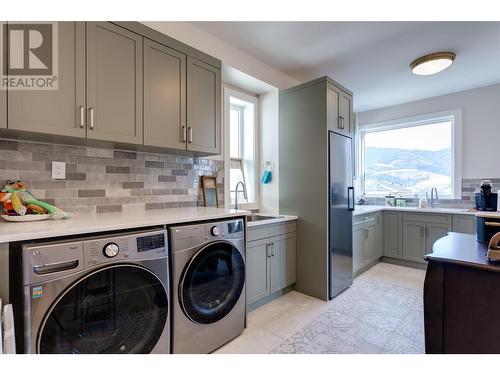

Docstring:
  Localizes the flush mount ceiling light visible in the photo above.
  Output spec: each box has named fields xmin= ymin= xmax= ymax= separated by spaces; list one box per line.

xmin=410 ymin=51 xmax=456 ymax=76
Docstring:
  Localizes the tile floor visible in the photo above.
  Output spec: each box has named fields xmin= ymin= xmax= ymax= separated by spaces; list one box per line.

xmin=215 ymin=261 xmax=426 ymax=354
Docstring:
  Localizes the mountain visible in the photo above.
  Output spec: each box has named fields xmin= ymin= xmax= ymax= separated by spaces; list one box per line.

xmin=364 ymin=147 xmax=451 ymax=194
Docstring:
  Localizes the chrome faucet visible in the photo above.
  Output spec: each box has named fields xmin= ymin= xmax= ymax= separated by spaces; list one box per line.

xmin=430 ymin=187 xmax=439 ymax=208
xmin=234 ymin=181 xmax=247 ymax=210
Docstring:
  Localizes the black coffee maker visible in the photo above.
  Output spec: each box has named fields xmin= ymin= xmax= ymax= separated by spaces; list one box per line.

xmin=475 ymin=180 xmax=498 ymax=211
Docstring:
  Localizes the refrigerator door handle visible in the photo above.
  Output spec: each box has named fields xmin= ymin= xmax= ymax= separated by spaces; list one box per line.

xmin=347 ymin=186 xmax=355 ymax=211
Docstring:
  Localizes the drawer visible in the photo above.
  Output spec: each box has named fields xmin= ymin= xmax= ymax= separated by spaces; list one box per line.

xmin=247 ymin=221 xmax=296 ymax=242
xmin=354 ymin=212 xmax=381 ymax=227
xmin=403 ymin=212 xmax=451 ymax=224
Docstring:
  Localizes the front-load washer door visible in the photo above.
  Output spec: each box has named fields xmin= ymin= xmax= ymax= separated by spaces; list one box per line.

xmin=180 ymin=242 xmax=245 ymax=325
xmin=38 ymin=264 xmax=168 ymax=354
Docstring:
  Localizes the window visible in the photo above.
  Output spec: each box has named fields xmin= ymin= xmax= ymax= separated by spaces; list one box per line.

xmin=359 ymin=110 xmax=461 ymax=199
xmin=224 ymin=87 xmax=259 ymax=209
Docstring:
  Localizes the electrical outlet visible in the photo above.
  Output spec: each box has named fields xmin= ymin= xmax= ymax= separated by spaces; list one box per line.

xmin=51 ymin=161 xmax=66 ymax=179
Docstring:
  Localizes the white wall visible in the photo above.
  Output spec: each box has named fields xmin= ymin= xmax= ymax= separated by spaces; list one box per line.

xmin=358 ymin=83 xmax=500 ymax=179
xmin=142 ymin=22 xmax=299 ymax=90
xmin=259 ymin=89 xmax=280 ymax=213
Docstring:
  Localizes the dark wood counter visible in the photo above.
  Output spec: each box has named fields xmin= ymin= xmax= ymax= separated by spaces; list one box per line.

xmin=424 ymin=232 xmax=500 ymax=353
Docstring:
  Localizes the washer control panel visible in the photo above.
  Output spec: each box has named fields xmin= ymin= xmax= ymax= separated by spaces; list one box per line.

xmin=83 ymin=229 xmax=167 ymax=268
xmin=103 ymin=243 xmax=120 ymax=258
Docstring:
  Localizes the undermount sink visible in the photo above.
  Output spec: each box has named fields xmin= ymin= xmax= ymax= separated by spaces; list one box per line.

xmin=246 ymin=214 xmax=284 ymax=222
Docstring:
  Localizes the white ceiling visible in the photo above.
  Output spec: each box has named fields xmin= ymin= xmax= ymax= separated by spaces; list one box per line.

xmin=193 ymin=22 xmax=500 ymax=112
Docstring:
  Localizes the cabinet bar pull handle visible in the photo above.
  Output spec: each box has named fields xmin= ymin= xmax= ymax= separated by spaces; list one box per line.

xmin=188 ymin=126 xmax=193 ymax=143
xmin=266 ymin=243 xmax=272 ymax=258
xmin=485 ymin=222 xmax=500 ymax=227
xmin=79 ymin=106 xmax=85 ymax=128
xmin=89 ymin=108 xmax=95 ymax=130
xmin=181 ymin=125 xmax=187 ymax=143
xmin=271 ymin=242 xmax=275 ymax=257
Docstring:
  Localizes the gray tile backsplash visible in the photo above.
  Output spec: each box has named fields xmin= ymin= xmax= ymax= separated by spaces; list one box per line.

xmin=365 ymin=178 xmax=500 ymax=209
xmin=0 ymin=139 xmax=224 ymax=214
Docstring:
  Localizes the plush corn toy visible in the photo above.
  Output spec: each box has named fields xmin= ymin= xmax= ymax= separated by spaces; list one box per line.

xmin=1 ymin=180 xmax=72 ymax=220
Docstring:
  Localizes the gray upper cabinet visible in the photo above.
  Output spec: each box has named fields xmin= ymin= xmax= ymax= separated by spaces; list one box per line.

xmin=402 ymin=221 xmax=426 ymax=263
xmin=8 ymin=22 xmax=86 ymax=137
xmin=382 ymin=211 xmax=402 ymax=258
xmin=143 ymin=39 xmax=186 ymax=150
xmin=246 ymin=238 xmax=271 ymax=305
xmin=270 ymin=233 xmax=297 ymax=293
xmin=186 ymin=56 xmax=221 ymax=154
xmin=339 ymin=91 xmax=353 ymax=136
xmin=86 ymin=22 xmax=143 ymax=144
xmin=327 ymin=82 xmax=353 ymax=137
xmin=327 ymin=84 xmax=340 ymax=133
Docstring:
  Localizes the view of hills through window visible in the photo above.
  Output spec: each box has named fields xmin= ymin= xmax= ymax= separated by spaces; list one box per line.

xmin=364 ymin=121 xmax=452 ymax=197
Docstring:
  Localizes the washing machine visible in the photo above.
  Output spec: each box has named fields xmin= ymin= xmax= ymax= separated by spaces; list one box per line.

xmin=18 ymin=228 xmax=170 ymax=354
xmin=169 ymin=218 xmax=246 ymax=353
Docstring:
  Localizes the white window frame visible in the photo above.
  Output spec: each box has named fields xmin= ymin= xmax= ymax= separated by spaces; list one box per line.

xmin=223 ymin=86 xmax=260 ymax=210
xmin=358 ymin=109 xmax=462 ymax=199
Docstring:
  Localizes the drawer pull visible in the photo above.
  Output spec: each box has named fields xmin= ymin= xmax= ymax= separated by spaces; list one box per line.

xmin=485 ymin=222 xmax=500 ymax=227
xmin=33 ymin=259 xmax=79 ymax=275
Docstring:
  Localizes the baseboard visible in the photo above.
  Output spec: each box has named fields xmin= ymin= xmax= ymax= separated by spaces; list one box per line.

xmin=354 ymin=258 xmax=381 ymax=277
xmin=247 ymin=285 xmax=295 ymax=312
xmin=381 ymin=256 xmax=427 ymax=270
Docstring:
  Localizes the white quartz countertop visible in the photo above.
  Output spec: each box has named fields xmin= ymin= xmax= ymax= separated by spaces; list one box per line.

xmin=353 ymin=205 xmax=475 ymax=216
xmin=0 ymin=207 xmax=250 ymax=243
xmin=246 ymin=214 xmax=298 ymax=228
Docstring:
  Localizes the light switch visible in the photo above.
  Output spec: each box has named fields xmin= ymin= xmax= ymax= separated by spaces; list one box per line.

xmin=51 ymin=161 xmax=66 ymax=179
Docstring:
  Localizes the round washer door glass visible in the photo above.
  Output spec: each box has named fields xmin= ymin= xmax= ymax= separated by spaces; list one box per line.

xmin=38 ymin=265 xmax=168 ymax=354
xmin=181 ymin=242 xmax=245 ymax=324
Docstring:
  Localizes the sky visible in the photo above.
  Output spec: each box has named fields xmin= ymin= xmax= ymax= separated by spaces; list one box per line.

xmin=364 ymin=121 xmax=452 ymax=151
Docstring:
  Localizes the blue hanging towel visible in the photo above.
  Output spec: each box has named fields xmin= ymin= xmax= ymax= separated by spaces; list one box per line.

xmin=261 ymin=170 xmax=272 ymax=184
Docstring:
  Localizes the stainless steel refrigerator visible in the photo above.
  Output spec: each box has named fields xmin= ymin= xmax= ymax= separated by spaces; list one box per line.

xmin=329 ymin=131 xmax=354 ymax=299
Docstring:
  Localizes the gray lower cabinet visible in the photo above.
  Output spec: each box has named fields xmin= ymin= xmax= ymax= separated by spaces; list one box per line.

xmin=382 ymin=211 xmax=402 ymax=258
xmin=270 ymin=234 xmax=297 ymax=293
xmin=186 ymin=57 xmax=221 ymax=154
xmin=453 ymin=215 xmax=476 ymax=234
xmin=402 ymin=221 xmax=427 ymax=263
xmin=143 ymin=39 xmax=186 ymax=149
xmin=401 ymin=213 xmax=452 ymax=263
xmin=8 ymin=22 xmax=86 ymax=137
xmin=353 ymin=212 xmax=382 ymax=273
xmin=86 ymin=22 xmax=143 ymax=144
xmin=246 ymin=222 xmax=297 ymax=306
xmin=246 ymin=238 xmax=271 ymax=304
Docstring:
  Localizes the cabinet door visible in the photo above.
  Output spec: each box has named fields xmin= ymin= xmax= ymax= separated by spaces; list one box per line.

xmin=452 ymin=215 xmax=476 ymax=234
xmin=270 ymin=234 xmax=296 ymax=293
xmin=246 ymin=238 xmax=271 ymax=305
xmin=382 ymin=211 xmax=402 ymax=258
xmin=339 ymin=91 xmax=353 ymax=137
xmin=327 ymin=83 xmax=340 ymax=133
xmin=426 ymin=223 xmax=451 ymax=256
xmin=402 ymin=221 xmax=426 ymax=263
xmin=8 ymin=22 xmax=85 ymax=137
xmin=353 ymin=226 xmax=365 ymax=272
xmin=364 ymin=225 xmax=377 ymax=265
xmin=144 ymin=39 xmax=186 ymax=150
xmin=86 ymin=22 xmax=143 ymax=144
xmin=374 ymin=215 xmax=383 ymax=258
xmin=186 ymin=56 xmax=220 ymax=154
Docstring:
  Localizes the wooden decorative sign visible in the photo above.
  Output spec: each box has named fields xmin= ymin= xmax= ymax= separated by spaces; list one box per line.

xmin=201 ymin=176 xmax=219 ymax=208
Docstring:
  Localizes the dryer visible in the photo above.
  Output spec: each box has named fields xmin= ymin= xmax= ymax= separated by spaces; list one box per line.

xmin=169 ymin=218 xmax=246 ymax=353
xmin=19 ymin=228 xmax=170 ymax=354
